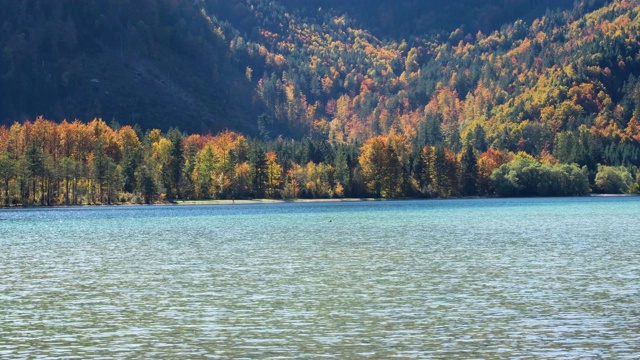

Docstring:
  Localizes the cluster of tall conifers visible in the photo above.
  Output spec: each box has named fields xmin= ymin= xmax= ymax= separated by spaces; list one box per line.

xmin=1 ymin=117 xmax=638 ymax=206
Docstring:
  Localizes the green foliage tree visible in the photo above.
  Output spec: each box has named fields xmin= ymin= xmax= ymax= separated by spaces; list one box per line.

xmin=26 ymin=143 xmax=46 ymax=205
xmin=430 ymin=145 xmax=450 ymax=197
xmin=167 ymin=128 xmax=185 ymax=198
xmin=491 ymin=155 xmax=590 ymax=197
xmin=140 ymin=169 xmax=158 ymax=204
xmin=334 ymin=147 xmax=350 ymax=189
xmin=419 ymin=145 xmax=435 ymax=195
xmin=594 ymin=165 xmax=633 ymax=194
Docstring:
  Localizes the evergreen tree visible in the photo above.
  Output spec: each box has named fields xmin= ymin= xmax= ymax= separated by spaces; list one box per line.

xmin=167 ymin=128 xmax=184 ymax=199
xmin=140 ymin=169 xmax=158 ymax=204
xmin=459 ymin=145 xmax=478 ymax=196
xmin=249 ymin=141 xmax=268 ymax=198
xmin=334 ymin=147 xmax=350 ymax=191
xmin=26 ymin=143 xmax=46 ymax=205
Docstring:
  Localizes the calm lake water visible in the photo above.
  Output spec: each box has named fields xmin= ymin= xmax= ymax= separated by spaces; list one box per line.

xmin=1 ymin=197 xmax=639 ymax=358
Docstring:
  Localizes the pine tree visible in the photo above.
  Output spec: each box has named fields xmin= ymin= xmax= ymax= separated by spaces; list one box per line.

xmin=249 ymin=142 xmax=268 ymax=198
xmin=459 ymin=144 xmax=479 ymax=196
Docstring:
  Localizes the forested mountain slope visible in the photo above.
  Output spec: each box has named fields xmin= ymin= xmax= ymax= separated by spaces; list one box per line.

xmin=0 ymin=0 xmax=261 ymax=133
xmin=2 ymin=0 xmax=589 ymax=134
xmin=209 ymin=0 xmax=639 ymax=167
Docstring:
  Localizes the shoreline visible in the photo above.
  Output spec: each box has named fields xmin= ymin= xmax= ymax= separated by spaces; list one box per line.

xmin=1 ymin=194 xmax=638 ymax=209
xmin=174 ymin=198 xmax=388 ymax=206
xmin=0 ymin=197 xmax=390 ymax=209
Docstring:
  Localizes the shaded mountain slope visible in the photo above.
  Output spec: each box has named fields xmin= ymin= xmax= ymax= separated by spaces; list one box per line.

xmin=0 ymin=0 xmax=261 ymax=133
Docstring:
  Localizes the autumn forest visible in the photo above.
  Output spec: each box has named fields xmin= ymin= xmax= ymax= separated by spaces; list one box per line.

xmin=2 ymin=0 xmax=640 ymax=205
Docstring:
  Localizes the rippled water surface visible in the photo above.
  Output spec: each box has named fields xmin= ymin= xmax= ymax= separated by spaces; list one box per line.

xmin=1 ymin=197 xmax=640 ymax=358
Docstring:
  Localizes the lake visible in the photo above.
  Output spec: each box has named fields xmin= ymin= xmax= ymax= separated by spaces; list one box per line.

xmin=1 ymin=197 xmax=639 ymax=358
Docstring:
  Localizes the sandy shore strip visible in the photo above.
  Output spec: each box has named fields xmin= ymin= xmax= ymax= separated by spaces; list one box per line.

xmin=174 ymin=195 xmax=638 ymax=206
xmin=173 ymin=198 xmax=383 ymax=205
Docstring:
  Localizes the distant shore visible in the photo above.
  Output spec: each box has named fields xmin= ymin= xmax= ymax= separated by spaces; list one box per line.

xmin=1 ymin=194 xmax=638 ymax=209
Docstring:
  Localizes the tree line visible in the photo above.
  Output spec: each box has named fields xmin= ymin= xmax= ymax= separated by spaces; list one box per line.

xmin=1 ymin=117 xmax=638 ymax=206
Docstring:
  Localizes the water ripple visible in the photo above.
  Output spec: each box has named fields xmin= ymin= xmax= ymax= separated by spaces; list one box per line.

xmin=1 ymin=197 xmax=639 ymax=358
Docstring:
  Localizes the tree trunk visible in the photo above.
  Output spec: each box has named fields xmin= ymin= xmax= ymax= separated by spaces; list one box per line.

xmin=73 ymin=176 xmax=77 ymax=205
xmin=65 ymin=177 xmax=70 ymax=205
xmin=107 ymin=180 xmax=111 ymax=205
xmin=40 ymin=178 xmax=45 ymax=206
xmin=4 ymin=179 xmax=9 ymax=206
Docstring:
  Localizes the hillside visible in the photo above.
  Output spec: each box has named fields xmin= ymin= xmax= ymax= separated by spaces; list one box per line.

xmin=209 ymin=0 xmax=639 ymax=168
xmin=0 ymin=0 xmax=262 ymax=134
xmin=1 ymin=0 xmax=586 ymax=134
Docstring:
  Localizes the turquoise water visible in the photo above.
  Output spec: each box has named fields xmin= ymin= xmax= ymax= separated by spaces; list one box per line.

xmin=1 ymin=197 xmax=639 ymax=358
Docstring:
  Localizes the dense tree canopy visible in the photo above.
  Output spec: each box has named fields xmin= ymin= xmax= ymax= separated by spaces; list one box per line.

xmin=0 ymin=118 xmax=637 ymax=206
